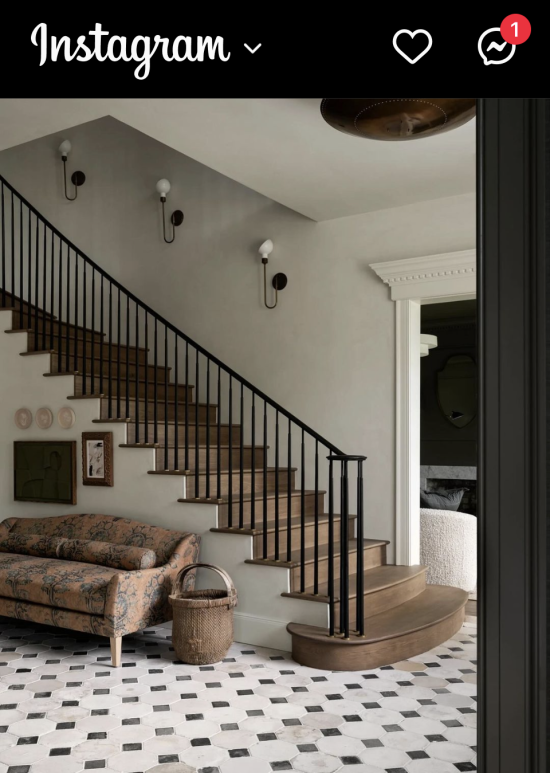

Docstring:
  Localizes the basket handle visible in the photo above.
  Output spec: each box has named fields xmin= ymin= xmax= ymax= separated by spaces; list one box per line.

xmin=174 ymin=563 xmax=238 ymax=608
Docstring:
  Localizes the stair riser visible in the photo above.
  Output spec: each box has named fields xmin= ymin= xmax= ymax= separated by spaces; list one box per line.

xmin=99 ymin=398 xmax=216 ymax=424
xmin=290 ymin=544 xmax=387 ymax=592
xmin=217 ymin=493 xmax=324 ymax=527
xmin=155 ymin=446 xmax=265 ymax=472
xmin=51 ymin=353 xmax=170 ymax=381
xmin=27 ymin=335 xmax=148 ymax=364
xmin=184 ymin=470 xmax=296 ymax=498
xmin=253 ymin=518 xmax=356 ymax=556
xmin=74 ymin=375 xmax=194 ymax=402
xmin=12 ymin=315 xmax=104 ymax=342
xmin=127 ymin=423 xmax=241 ymax=446
xmin=335 ymin=571 xmax=427 ymax=622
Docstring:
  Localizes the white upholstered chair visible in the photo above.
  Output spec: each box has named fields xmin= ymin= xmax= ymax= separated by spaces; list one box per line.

xmin=420 ymin=508 xmax=477 ymax=592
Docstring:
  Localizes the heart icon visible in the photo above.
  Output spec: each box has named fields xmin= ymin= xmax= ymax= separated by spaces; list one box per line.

xmin=393 ymin=29 xmax=433 ymax=64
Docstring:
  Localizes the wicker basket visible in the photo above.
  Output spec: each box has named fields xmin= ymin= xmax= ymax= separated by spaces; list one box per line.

xmin=169 ymin=563 xmax=238 ymax=666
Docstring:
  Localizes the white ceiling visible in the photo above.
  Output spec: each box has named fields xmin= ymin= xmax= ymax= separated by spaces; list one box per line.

xmin=0 ymin=98 xmax=476 ymax=222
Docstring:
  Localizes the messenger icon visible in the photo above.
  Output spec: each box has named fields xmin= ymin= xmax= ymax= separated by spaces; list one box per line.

xmin=478 ymin=27 xmax=516 ymax=65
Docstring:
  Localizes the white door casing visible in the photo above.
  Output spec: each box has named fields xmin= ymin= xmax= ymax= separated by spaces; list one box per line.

xmin=370 ymin=249 xmax=476 ymax=565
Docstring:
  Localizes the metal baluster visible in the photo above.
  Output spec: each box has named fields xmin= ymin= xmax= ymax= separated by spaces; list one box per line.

xmin=74 ymin=255 xmax=79 ymax=373
xmin=99 ymin=275 xmax=104 ymax=396
xmin=228 ymin=377 xmax=233 ymax=522
xmin=34 ymin=215 xmax=39 ymax=350
xmin=135 ymin=302 xmax=140 ymax=445
xmin=65 ymin=249 xmax=70 ymax=373
xmin=206 ymin=359 xmax=211 ymax=499
xmin=174 ymin=336 xmax=179 ymax=470
xmin=185 ymin=343 xmax=190 ymax=472
xmin=125 ymin=296 xmax=130 ymax=419
xmin=275 ymin=410 xmax=280 ymax=560
xmin=153 ymin=319 xmax=158 ymax=444
xmin=91 ymin=269 xmax=96 ymax=395
xmin=50 ymin=232 xmax=54 ymax=352
xmin=195 ymin=351 xmax=200 ymax=496
xmin=116 ymin=288 xmax=121 ymax=419
xmin=287 ymin=420 xmax=292 ymax=561
xmin=57 ymin=240 xmax=62 ymax=366
xmin=82 ymin=261 xmax=87 ymax=394
xmin=42 ymin=222 xmax=46 ymax=351
xmin=300 ymin=430 xmax=306 ymax=592
xmin=239 ymin=384 xmax=244 ymax=529
xmin=314 ymin=440 xmax=319 ymax=595
xmin=356 ymin=459 xmax=365 ymax=637
xmin=1 ymin=182 xmax=5 ymax=307
xmin=19 ymin=199 xmax=23 ymax=328
xmin=108 ymin=282 xmax=113 ymax=419
xmin=340 ymin=460 xmax=350 ymax=639
xmin=250 ymin=394 xmax=256 ymax=530
xmin=263 ymin=402 xmax=268 ymax=558
xmin=164 ymin=325 xmax=169 ymax=471
xmin=27 ymin=208 xmax=31 ymax=329
xmin=11 ymin=192 xmax=15 ymax=304
xmin=144 ymin=312 xmax=149 ymax=445
xmin=328 ymin=457 xmax=335 ymax=636
xmin=217 ymin=366 xmax=222 ymax=502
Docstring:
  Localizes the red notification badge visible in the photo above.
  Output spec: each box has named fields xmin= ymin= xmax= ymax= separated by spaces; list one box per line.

xmin=500 ymin=14 xmax=531 ymax=45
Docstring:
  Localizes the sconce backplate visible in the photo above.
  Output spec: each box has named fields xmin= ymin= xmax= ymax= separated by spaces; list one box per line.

xmin=71 ymin=171 xmax=86 ymax=187
xmin=272 ymin=273 xmax=288 ymax=291
xmin=171 ymin=210 xmax=185 ymax=227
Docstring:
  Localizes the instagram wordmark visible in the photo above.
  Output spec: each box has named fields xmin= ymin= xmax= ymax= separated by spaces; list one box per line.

xmin=31 ymin=23 xmax=231 ymax=80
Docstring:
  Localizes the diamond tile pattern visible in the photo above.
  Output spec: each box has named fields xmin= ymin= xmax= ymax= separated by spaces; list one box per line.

xmin=0 ymin=617 xmax=476 ymax=772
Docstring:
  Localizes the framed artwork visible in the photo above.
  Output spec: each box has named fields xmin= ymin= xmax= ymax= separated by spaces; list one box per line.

xmin=82 ymin=432 xmax=114 ymax=487
xmin=14 ymin=441 xmax=77 ymax=505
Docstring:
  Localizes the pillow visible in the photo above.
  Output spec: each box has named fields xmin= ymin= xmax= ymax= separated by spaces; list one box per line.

xmin=0 ymin=533 xmax=65 ymax=559
xmin=420 ymin=488 xmax=468 ymax=512
xmin=58 ymin=539 xmax=157 ymax=570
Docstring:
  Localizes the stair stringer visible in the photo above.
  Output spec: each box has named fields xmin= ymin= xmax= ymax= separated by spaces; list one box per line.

xmin=0 ymin=310 xmax=326 ymax=651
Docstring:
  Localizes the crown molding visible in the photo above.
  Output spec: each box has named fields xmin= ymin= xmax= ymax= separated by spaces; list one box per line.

xmin=370 ymin=249 xmax=476 ymax=301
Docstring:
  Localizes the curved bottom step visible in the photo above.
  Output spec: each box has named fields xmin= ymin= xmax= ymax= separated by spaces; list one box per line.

xmin=288 ymin=585 xmax=468 ymax=671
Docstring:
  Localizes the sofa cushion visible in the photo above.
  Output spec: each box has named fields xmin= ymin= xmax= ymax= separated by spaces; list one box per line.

xmin=0 ymin=553 xmax=122 ymax=615
xmin=58 ymin=539 xmax=157 ymax=570
xmin=2 ymin=514 xmax=186 ymax=566
xmin=0 ymin=533 xmax=65 ymax=559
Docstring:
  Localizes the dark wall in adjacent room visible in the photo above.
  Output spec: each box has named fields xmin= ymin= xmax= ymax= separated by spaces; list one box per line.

xmin=421 ymin=300 xmax=477 ymax=466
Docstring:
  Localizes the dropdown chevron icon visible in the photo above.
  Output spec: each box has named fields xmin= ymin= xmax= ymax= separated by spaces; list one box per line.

xmin=244 ymin=43 xmax=262 ymax=54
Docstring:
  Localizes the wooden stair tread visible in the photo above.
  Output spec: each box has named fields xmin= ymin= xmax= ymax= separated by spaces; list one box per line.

xmin=68 ymin=394 xmax=213 ymax=407
xmin=211 ymin=512 xmax=356 ymax=537
xmin=283 ymin=565 xmax=426 ymax=604
xmin=246 ymin=538 xmax=389 ymax=569
xmin=121 ymin=443 xmax=263 ymax=450
xmin=149 ymin=466 xmax=297 ymax=477
xmin=44 ymin=372 xmax=193 ymax=389
xmin=289 ymin=585 xmax=468 ymax=645
xmin=178 ymin=489 xmax=324 ymax=505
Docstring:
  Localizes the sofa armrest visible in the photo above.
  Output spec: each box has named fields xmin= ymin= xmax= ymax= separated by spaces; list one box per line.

xmin=104 ymin=532 xmax=200 ymax=637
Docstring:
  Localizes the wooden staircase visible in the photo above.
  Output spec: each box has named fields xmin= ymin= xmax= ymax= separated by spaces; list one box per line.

xmin=1 ymin=292 xmax=468 ymax=670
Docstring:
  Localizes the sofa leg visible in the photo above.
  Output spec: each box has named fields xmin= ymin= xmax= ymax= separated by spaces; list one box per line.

xmin=110 ymin=637 xmax=122 ymax=668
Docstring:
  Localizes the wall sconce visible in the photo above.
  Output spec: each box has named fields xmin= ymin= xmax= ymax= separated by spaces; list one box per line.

xmin=259 ymin=239 xmax=287 ymax=309
xmin=156 ymin=179 xmax=184 ymax=243
xmin=59 ymin=140 xmax=86 ymax=201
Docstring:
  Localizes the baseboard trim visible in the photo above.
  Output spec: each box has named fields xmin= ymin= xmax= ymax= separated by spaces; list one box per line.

xmin=233 ymin=612 xmax=291 ymax=652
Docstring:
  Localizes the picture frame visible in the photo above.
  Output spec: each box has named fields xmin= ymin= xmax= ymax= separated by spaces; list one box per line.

xmin=14 ymin=440 xmax=77 ymax=505
xmin=82 ymin=431 xmax=114 ymax=487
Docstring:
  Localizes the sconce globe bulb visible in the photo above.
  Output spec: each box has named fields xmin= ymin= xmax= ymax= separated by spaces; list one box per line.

xmin=59 ymin=140 xmax=72 ymax=158
xmin=259 ymin=239 xmax=274 ymax=259
xmin=156 ymin=179 xmax=171 ymax=198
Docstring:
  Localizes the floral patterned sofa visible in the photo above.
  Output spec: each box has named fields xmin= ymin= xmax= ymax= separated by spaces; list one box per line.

xmin=0 ymin=514 xmax=200 ymax=666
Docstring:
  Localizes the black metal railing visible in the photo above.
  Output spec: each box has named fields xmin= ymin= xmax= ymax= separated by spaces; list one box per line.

xmin=0 ymin=173 xmax=367 ymax=638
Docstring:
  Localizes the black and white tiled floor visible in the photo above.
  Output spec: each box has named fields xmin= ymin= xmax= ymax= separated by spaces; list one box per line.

xmin=0 ymin=617 xmax=477 ymax=773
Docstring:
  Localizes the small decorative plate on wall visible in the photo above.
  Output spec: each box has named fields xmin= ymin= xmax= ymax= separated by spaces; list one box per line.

xmin=14 ymin=408 xmax=33 ymax=430
xmin=36 ymin=407 xmax=54 ymax=430
xmin=58 ymin=407 xmax=76 ymax=430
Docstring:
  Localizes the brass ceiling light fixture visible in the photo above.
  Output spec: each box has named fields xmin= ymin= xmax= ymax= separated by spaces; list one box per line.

xmin=321 ymin=98 xmax=476 ymax=141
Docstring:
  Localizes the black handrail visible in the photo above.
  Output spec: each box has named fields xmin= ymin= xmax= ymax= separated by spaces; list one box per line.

xmin=0 ymin=173 xmax=342 ymax=455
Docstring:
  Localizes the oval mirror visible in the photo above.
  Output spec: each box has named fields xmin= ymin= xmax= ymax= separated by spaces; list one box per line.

xmin=437 ymin=354 xmax=477 ymax=428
